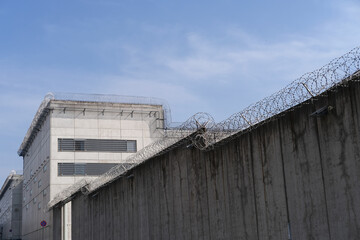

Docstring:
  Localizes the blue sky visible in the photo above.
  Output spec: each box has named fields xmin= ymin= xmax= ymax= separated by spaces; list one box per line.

xmin=0 ymin=0 xmax=359 ymax=182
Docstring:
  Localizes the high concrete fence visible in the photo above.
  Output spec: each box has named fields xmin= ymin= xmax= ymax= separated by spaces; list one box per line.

xmin=69 ymin=81 xmax=360 ymax=240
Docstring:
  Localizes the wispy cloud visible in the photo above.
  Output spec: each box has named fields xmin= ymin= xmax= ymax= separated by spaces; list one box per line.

xmin=85 ymin=1 xmax=360 ymax=121
xmin=121 ymin=1 xmax=360 ymax=89
xmin=1 ymin=1 xmax=359 ymax=122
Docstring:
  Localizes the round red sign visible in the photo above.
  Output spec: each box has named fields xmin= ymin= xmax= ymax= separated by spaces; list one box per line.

xmin=40 ymin=220 xmax=47 ymax=227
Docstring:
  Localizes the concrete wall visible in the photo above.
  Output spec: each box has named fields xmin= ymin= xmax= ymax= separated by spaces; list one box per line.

xmin=22 ymin=111 xmax=51 ymax=240
xmin=0 ymin=176 xmax=23 ymax=240
xmin=69 ymin=81 xmax=360 ymax=240
xmin=10 ymin=181 xmax=22 ymax=240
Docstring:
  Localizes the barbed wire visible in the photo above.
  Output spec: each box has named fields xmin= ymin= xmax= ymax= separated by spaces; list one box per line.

xmin=48 ymin=46 xmax=360 ymax=208
xmin=47 ymin=92 xmax=173 ymax=126
xmin=48 ymin=112 xmax=215 ymax=208
xmin=200 ymin=46 xmax=360 ymax=147
xmin=83 ymin=112 xmax=215 ymax=193
xmin=19 ymin=93 xmax=173 ymax=157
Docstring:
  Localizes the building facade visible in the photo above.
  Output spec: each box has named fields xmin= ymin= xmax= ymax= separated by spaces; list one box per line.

xmin=18 ymin=93 xmax=168 ymax=240
xmin=0 ymin=172 xmax=23 ymax=240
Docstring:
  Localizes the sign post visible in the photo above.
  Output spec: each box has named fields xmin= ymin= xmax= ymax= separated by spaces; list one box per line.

xmin=40 ymin=220 xmax=47 ymax=227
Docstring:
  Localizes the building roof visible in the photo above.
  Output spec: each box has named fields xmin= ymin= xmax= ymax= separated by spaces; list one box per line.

xmin=17 ymin=92 xmax=172 ymax=157
xmin=0 ymin=172 xmax=22 ymax=201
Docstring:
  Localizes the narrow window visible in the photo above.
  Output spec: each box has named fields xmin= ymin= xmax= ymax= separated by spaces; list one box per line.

xmin=58 ymin=163 xmax=120 ymax=176
xmin=58 ymin=138 xmax=137 ymax=152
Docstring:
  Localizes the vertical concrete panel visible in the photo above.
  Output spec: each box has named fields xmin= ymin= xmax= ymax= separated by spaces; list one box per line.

xmin=134 ymin=165 xmax=148 ymax=240
xmin=224 ymin=136 xmax=258 ymax=239
xmin=251 ymin=121 xmax=288 ymax=240
xmin=279 ymin=106 xmax=331 ymax=240
xmin=138 ymin=166 xmax=150 ymax=240
xmin=187 ymin=149 xmax=211 ymax=240
xmin=145 ymin=160 xmax=161 ymax=240
xmin=205 ymin=148 xmax=229 ymax=239
xmin=52 ymin=207 xmax=61 ymax=240
xmin=72 ymin=196 xmax=79 ymax=239
xmin=105 ymin=186 xmax=113 ymax=240
xmin=182 ymin=149 xmax=193 ymax=239
xmin=110 ymin=180 xmax=121 ymax=239
xmin=126 ymin=177 xmax=135 ymax=240
xmin=98 ymin=191 xmax=106 ymax=240
xmin=85 ymin=195 xmax=91 ymax=240
xmin=316 ymin=83 xmax=360 ymax=239
xmin=179 ymin=147 xmax=193 ymax=239
xmin=169 ymin=149 xmax=185 ymax=240
xmin=132 ymin=173 xmax=140 ymax=240
xmin=74 ymin=195 xmax=86 ymax=240
xmin=71 ymin=198 xmax=78 ymax=240
xmin=159 ymin=154 xmax=171 ymax=239
xmin=119 ymin=178 xmax=128 ymax=240
xmin=167 ymin=150 xmax=181 ymax=240
xmin=92 ymin=193 xmax=101 ymax=240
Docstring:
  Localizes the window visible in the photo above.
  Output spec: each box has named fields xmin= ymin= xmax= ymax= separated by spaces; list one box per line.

xmin=57 ymin=163 xmax=131 ymax=176
xmin=33 ymin=198 xmax=37 ymax=204
xmin=30 ymin=190 xmax=33 ymax=196
xmin=75 ymin=140 xmax=85 ymax=151
xmin=43 ymin=189 xmax=47 ymax=196
xmin=43 ymin=164 xmax=47 ymax=172
xmin=74 ymin=163 xmax=86 ymax=175
xmin=38 ymin=202 xmax=41 ymax=209
xmin=58 ymin=138 xmax=137 ymax=152
xmin=38 ymin=180 xmax=42 ymax=188
xmin=33 ymin=177 xmax=37 ymax=183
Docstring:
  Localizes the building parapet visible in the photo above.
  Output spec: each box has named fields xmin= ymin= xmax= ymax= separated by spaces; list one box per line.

xmin=18 ymin=93 xmax=172 ymax=157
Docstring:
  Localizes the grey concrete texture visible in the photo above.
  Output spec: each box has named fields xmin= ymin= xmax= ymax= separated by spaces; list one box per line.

xmin=0 ymin=176 xmax=22 ymax=240
xmin=69 ymin=80 xmax=360 ymax=240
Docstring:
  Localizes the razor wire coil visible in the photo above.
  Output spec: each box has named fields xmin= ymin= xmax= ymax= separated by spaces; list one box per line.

xmin=48 ymin=46 xmax=360 ymax=208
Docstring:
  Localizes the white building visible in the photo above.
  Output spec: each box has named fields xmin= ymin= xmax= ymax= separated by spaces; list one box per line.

xmin=18 ymin=93 xmax=169 ymax=240
xmin=0 ymin=172 xmax=23 ymax=240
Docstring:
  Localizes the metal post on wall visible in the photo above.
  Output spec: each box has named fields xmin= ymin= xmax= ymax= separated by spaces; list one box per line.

xmin=61 ymin=202 xmax=72 ymax=240
xmin=61 ymin=205 xmax=65 ymax=240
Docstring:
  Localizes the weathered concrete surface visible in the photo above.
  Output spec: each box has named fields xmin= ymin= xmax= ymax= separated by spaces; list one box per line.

xmin=69 ymin=81 xmax=360 ymax=240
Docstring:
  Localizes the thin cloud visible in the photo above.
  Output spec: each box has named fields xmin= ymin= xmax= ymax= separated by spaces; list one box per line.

xmin=166 ymin=57 xmax=233 ymax=79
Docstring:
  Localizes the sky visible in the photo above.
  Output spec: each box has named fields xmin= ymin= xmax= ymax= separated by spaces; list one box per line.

xmin=0 ymin=0 xmax=359 ymax=182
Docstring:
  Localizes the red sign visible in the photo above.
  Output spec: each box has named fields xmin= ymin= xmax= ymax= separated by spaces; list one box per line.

xmin=40 ymin=220 xmax=47 ymax=227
